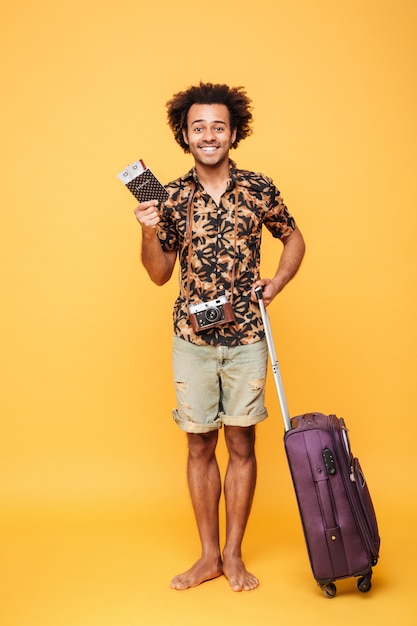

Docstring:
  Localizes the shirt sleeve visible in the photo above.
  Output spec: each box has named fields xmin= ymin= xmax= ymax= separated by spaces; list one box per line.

xmin=263 ymin=183 xmax=297 ymax=239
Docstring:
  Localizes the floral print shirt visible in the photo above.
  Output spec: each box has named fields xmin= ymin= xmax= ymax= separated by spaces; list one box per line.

xmin=157 ymin=160 xmax=297 ymax=346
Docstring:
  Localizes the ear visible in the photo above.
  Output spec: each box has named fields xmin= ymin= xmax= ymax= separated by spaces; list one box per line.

xmin=231 ymin=128 xmax=237 ymax=146
xmin=182 ymin=128 xmax=189 ymax=145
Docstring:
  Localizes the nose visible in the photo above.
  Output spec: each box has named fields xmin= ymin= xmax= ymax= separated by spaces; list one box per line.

xmin=202 ymin=128 xmax=216 ymax=142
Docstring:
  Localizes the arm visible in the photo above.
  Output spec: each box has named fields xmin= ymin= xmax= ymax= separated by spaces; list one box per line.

xmin=251 ymin=227 xmax=305 ymax=306
xmin=134 ymin=200 xmax=177 ymax=286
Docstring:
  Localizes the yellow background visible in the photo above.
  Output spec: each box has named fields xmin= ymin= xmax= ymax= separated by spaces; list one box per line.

xmin=1 ymin=0 xmax=416 ymax=624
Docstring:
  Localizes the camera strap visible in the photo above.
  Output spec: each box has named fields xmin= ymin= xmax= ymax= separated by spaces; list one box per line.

xmin=184 ymin=183 xmax=239 ymax=306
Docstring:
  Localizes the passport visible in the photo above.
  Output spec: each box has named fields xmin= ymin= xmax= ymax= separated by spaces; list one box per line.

xmin=117 ymin=159 xmax=169 ymax=203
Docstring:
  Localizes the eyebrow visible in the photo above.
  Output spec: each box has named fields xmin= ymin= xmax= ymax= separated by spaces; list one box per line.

xmin=190 ymin=119 xmax=227 ymax=125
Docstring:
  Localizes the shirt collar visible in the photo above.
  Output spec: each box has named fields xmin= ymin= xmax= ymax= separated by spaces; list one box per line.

xmin=181 ymin=159 xmax=238 ymax=190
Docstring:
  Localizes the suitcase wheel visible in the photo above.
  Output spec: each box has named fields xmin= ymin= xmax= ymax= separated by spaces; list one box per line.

xmin=319 ymin=570 xmax=373 ymax=598
xmin=356 ymin=573 xmax=372 ymax=593
xmin=320 ymin=582 xmax=337 ymax=598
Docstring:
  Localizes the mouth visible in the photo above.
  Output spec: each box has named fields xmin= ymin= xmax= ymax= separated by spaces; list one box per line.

xmin=199 ymin=146 xmax=219 ymax=153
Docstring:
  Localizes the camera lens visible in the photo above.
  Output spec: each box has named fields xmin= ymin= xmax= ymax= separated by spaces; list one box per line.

xmin=205 ymin=306 xmax=221 ymax=323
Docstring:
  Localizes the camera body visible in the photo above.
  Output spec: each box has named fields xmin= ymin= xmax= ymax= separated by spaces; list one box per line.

xmin=188 ymin=295 xmax=236 ymax=333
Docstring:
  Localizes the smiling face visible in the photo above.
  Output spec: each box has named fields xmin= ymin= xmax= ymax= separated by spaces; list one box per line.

xmin=182 ymin=103 xmax=237 ymax=168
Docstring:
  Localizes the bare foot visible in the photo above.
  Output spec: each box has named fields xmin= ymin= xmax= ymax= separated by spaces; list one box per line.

xmin=170 ymin=556 xmax=223 ymax=590
xmin=223 ymin=555 xmax=259 ymax=592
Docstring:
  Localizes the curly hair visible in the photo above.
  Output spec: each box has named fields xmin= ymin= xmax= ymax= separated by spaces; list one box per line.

xmin=166 ymin=82 xmax=253 ymax=153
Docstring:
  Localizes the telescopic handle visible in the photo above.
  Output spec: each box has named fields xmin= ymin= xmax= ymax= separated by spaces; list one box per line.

xmin=255 ymin=286 xmax=292 ymax=432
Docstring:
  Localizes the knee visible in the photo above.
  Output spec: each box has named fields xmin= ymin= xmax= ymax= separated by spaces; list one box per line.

xmin=224 ymin=426 xmax=256 ymax=461
xmin=187 ymin=431 xmax=218 ymax=461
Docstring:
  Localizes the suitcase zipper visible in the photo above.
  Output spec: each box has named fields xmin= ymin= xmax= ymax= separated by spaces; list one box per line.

xmin=338 ymin=418 xmax=356 ymax=482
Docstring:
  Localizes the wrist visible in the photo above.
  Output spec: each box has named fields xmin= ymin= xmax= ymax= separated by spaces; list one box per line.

xmin=141 ymin=228 xmax=159 ymax=241
xmin=270 ymin=276 xmax=284 ymax=295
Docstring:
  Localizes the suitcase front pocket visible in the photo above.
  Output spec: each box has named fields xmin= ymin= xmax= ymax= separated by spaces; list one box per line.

xmin=352 ymin=458 xmax=380 ymax=562
xmin=316 ymin=474 xmax=349 ymax=578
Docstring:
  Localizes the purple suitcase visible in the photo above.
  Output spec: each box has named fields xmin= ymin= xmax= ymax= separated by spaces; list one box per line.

xmin=256 ymin=288 xmax=380 ymax=597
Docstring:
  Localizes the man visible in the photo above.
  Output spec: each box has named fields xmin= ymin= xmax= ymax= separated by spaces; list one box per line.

xmin=134 ymin=82 xmax=305 ymax=592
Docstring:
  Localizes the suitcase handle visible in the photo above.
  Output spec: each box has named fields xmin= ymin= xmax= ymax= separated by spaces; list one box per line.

xmin=255 ymin=286 xmax=292 ymax=432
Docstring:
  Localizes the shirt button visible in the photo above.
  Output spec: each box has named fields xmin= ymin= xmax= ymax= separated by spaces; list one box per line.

xmin=217 ymin=233 xmax=222 ymax=239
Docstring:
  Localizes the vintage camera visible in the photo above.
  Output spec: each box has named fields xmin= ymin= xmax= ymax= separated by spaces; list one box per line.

xmin=188 ymin=295 xmax=236 ymax=333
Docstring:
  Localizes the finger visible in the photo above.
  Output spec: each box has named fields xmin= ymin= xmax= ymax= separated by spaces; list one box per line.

xmin=251 ymin=279 xmax=268 ymax=298
xmin=134 ymin=203 xmax=160 ymax=222
xmin=135 ymin=199 xmax=159 ymax=213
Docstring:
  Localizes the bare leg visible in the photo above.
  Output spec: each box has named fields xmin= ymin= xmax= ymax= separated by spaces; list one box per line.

xmin=222 ymin=425 xmax=259 ymax=592
xmin=170 ymin=430 xmax=223 ymax=590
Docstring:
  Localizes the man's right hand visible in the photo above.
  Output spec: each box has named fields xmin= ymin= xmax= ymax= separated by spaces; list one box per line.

xmin=133 ymin=200 xmax=160 ymax=231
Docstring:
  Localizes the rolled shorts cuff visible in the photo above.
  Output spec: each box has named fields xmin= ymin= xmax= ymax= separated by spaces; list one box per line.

xmin=172 ymin=408 xmax=268 ymax=434
xmin=221 ymin=408 xmax=268 ymax=428
xmin=172 ymin=409 xmax=222 ymax=434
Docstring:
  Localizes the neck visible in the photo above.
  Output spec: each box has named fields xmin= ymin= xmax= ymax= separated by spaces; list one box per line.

xmin=194 ymin=158 xmax=231 ymax=187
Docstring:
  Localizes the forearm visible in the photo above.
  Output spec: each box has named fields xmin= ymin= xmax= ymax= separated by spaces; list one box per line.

xmin=133 ymin=200 xmax=176 ymax=285
xmin=141 ymin=231 xmax=176 ymax=286
xmin=271 ymin=228 xmax=306 ymax=294
xmin=253 ymin=228 xmax=305 ymax=305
